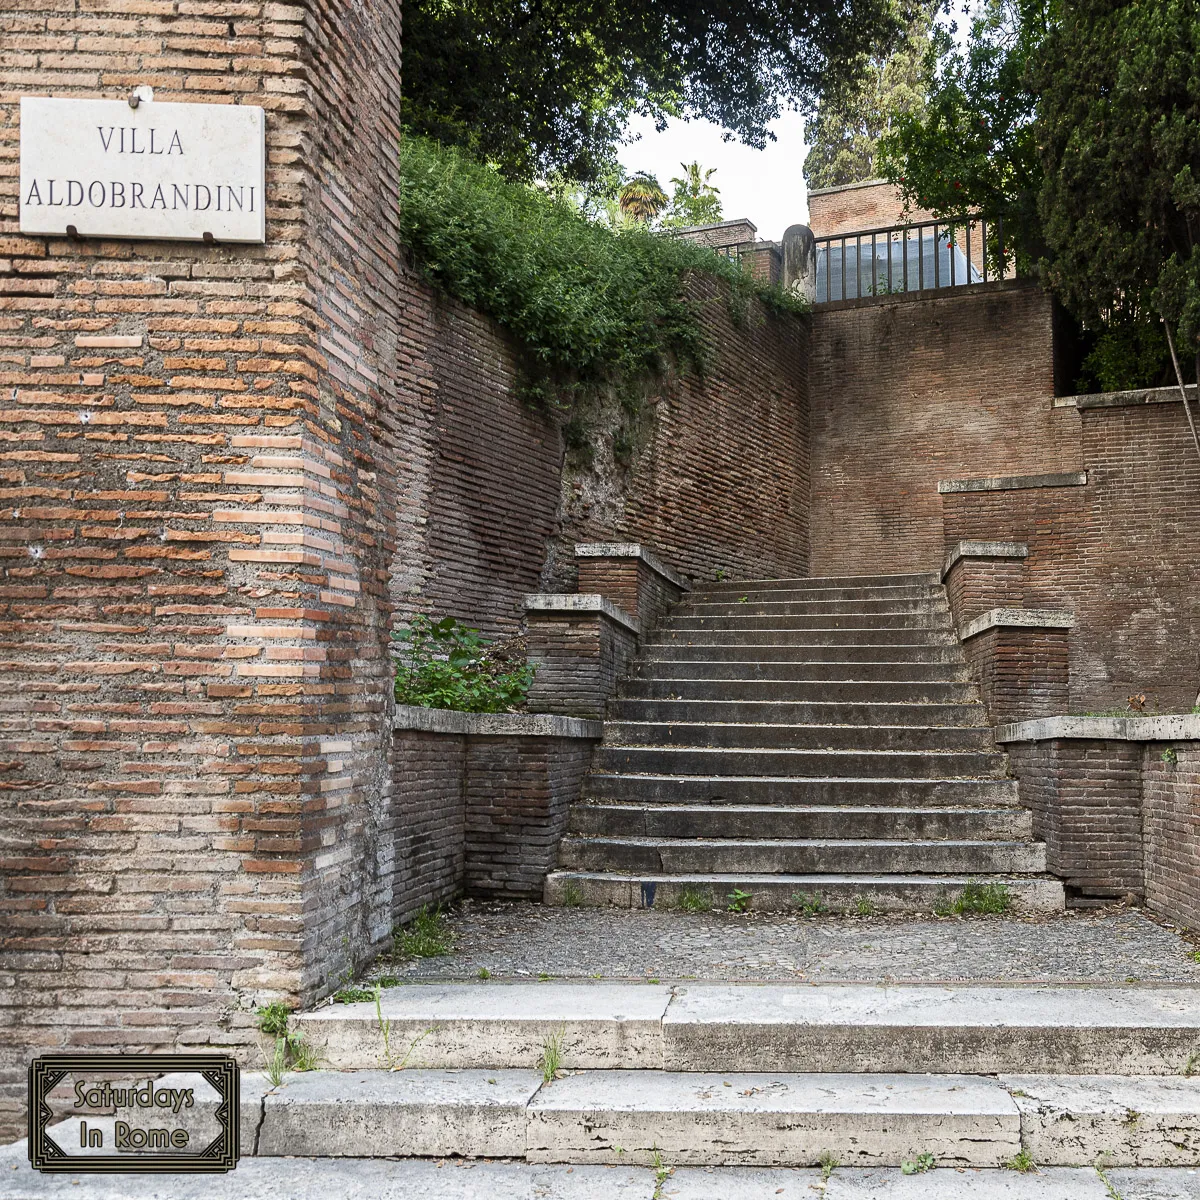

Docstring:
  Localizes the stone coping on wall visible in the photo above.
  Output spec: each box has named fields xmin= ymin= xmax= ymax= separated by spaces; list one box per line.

xmin=1054 ymin=384 xmax=1199 ymax=411
xmin=941 ymin=539 xmax=1028 ymax=581
xmin=523 ymin=593 xmax=639 ymax=634
xmin=959 ymin=607 xmax=1075 ymax=641
xmin=574 ymin=542 xmax=688 ymax=591
xmin=997 ymin=713 xmax=1200 ymax=744
xmin=938 ymin=470 xmax=1087 ymax=495
xmin=393 ymin=705 xmax=603 ymax=739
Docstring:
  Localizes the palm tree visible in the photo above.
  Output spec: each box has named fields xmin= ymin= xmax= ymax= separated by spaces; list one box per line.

xmin=670 ymin=161 xmax=720 ymax=202
xmin=618 ymin=173 xmax=668 ymax=222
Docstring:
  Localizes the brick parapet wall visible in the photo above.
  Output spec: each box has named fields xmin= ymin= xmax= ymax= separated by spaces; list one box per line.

xmin=943 ymin=554 xmax=1027 ymax=626
xmin=525 ymin=609 xmax=638 ymax=719
xmin=574 ymin=552 xmax=683 ymax=641
xmin=808 ymin=283 xmax=1081 ymax=575
xmin=1004 ymin=738 xmax=1144 ymax=899
xmin=0 ymin=0 xmax=403 ymax=1138
xmin=962 ymin=625 xmax=1070 ymax=726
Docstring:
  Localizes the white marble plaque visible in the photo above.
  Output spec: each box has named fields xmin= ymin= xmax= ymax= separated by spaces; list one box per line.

xmin=19 ymin=94 xmax=266 ymax=243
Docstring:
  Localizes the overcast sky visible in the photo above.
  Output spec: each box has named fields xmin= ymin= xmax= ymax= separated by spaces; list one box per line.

xmin=617 ymin=110 xmax=811 ymax=242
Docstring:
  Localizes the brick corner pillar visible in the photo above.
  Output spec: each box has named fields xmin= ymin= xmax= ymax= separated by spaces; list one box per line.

xmin=574 ymin=541 xmax=688 ymax=639
xmin=941 ymin=539 xmax=1028 ymax=626
xmin=524 ymin=594 xmax=639 ymax=718
xmin=0 ymin=0 xmax=404 ymax=1138
xmin=959 ymin=608 xmax=1073 ymax=725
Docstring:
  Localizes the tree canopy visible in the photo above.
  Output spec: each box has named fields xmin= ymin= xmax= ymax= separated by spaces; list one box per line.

xmin=402 ymin=0 xmax=905 ymax=186
xmin=803 ymin=5 xmax=933 ymax=190
xmin=1036 ymin=0 xmax=1200 ymax=378
xmin=663 ymin=162 xmax=723 ymax=228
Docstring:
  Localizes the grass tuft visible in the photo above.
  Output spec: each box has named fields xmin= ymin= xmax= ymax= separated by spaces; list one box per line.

xmin=395 ymin=905 xmax=455 ymax=958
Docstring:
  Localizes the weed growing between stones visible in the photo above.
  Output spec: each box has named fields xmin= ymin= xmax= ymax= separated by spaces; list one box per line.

xmin=677 ymin=886 xmax=713 ymax=913
xmin=477 ymin=967 xmax=491 ymax=980
xmin=540 ymin=1028 xmax=565 ymax=1083
xmin=726 ymin=888 xmax=751 ymax=913
xmin=396 ymin=905 xmax=455 ymax=958
xmin=651 ymin=1149 xmax=674 ymax=1198
xmin=935 ymin=881 xmax=1012 ymax=916
xmin=332 ymin=986 xmax=375 ymax=1004
xmin=256 ymin=1003 xmax=290 ymax=1037
xmin=792 ymin=891 xmax=828 ymax=918
xmin=1006 ymin=1149 xmax=1038 ymax=1173
xmin=853 ymin=895 xmax=877 ymax=917
xmin=1095 ymin=1161 xmax=1124 ymax=1200
xmin=819 ymin=1151 xmax=839 ymax=1181
xmin=562 ymin=879 xmax=585 ymax=908
xmin=256 ymin=1005 xmax=319 ymax=1081
xmin=901 ymin=1152 xmax=936 ymax=1174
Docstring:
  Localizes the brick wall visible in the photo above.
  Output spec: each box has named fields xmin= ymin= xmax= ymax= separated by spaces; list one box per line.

xmin=0 ymin=0 xmax=404 ymax=1138
xmin=809 ymin=283 xmax=1081 ymax=575
xmin=1143 ymin=744 xmax=1200 ymax=929
xmin=962 ymin=626 xmax=1070 ymax=726
xmin=807 ymin=181 xmax=925 ymax=238
xmin=1005 ymin=739 xmax=1144 ymax=899
xmin=943 ymin=395 xmax=1200 ymax=712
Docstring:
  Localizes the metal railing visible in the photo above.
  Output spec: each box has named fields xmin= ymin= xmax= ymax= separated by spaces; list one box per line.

xmin=812 ymin=217 xmax=1011 ymax=305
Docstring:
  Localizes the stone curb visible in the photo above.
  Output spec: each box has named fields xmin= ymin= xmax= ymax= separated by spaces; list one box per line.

xmin=959 ymin=607 xmax=1074 ymax=640
xmin=523 ymin=592 xmax=639 ymax=634
xmin=393 ymin=706 xmax=603 ymax=740
xmin=997 ymin=714 xmax=1200 ymax=744
xmin=938 ymin=471 xmax=1087 ymax=494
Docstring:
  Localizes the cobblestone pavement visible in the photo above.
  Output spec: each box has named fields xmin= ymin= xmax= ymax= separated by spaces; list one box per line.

xmin=377 ymin=901 xmax=1200 ymax=985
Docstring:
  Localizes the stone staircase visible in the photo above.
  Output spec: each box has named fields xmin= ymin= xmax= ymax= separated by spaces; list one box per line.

xmin=545 ymin=571 xmax=1064 ymax=913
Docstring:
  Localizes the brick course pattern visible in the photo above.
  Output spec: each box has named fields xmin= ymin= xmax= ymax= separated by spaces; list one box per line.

xmin=1143 ymin=745 xmax=1200 ymax=929
xmin=809 ymin=283 xmax=1080 ymax=576
xmin=0 ymin=0 xmax=404 ymax=1137
xmin=1005 ymin=740 xmax=1144 ymax=900
xmin=943 ymin=398 xmax=1200 ymax=712
xmin=962 ymin=626 xmax=1070 ymax=726
xmin=525 ymin=610 xmax=638 ymax=719
xmin=575 ymin=552 xmax=683 ymax=641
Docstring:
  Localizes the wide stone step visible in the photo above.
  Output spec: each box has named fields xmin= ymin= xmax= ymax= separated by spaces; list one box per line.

xmin=609 ymin=699 xmax=983 ymax=725
xmin=656 ymin=628 xmax=958 ymax=646
xmin=665 ymin=612 xmax=954 ymax=632
xmin=691 ymin=584 xmax=940 ymax=602
xmin=295 ymin=982 xmax=1196 ymax=1077
xmin=642 ymin=642 xmax=965 ymax=663
xmin=677 ymin=598 xmax=949 ymax=617
xmin=567 ymin=802 xmax=1034 ymax=841
xmin=544 ymin=871 xmax=1063 ymax=912
xmin=585 ymin=773 xmax=1022 ymax=807
xmin=620 ymin=678 xmax=979 ymax=704
xmin=702 ymin=571 xmax=940 ymax=593
xmin=604 ymin=721 xmax=994 ymax=753
xmin=557 ymin=836 xmax=1047 ymax=875
xmin=593 ymin=745 xmax=1006 ymax=779
xmin=631 ymin=659 xmax=971 ymax=682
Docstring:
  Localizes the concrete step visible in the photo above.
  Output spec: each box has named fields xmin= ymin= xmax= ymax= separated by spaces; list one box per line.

xmin=701 ymin=571 xmax=941 ymax=593
xmin=243 ymin=1066 xmax=1200 ymax=1167
xmin=642 ymin=642 xmax=964 ymax=663
xmin=584 ymin=773 xmax=1022 ymax=808
xmin=567 ymin=803 xmax=1034 ymax=842
xmin=294 ymin=982 xmax=1198 ymax=1077
xmin=655 ymin=628 xmax=958 ymax=646
xmin=544 ymin=872 xmax=1063 ymax=912
xmin=620 ymin=679 xmax=979 ymax=703
xmin=609 ymin=699 xmax=984 ymax=725
xmin=631 ymin=659 xmax=971 ymax=682
xmin=604 ymin=721 xmax=995 ymax=753
xmin=677 ymin=598 xmax=950 ymax=617
xmin=593 ymin=746 xmax=1007 ymax=780
xmin=664 ymin=612 xmax=954 ymax=632
xmin=557 ymin=836 xmax=1047 ymax=875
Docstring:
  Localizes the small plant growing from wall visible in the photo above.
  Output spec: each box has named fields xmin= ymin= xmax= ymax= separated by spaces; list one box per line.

xmin=393 ymin=616 xmax=534 ymax=713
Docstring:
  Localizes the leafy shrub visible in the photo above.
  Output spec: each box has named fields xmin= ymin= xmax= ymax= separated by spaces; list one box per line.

xmin=393 ymin=615 xmax=533 ymax=713
xmin=398 ymin=135 xmax=806 ymax=399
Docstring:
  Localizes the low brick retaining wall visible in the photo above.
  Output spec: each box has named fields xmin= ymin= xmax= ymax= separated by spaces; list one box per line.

xmin=390 ymin=707 xmax=602 ymax=914
xmin=997 ymin=715 xmax=1200 ymax=922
